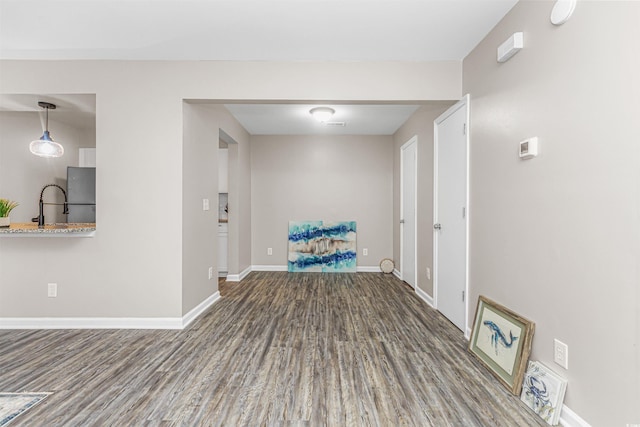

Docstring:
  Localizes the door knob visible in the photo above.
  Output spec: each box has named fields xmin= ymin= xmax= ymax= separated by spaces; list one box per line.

xmin=434 ymin=223 xmax=442 ymax=230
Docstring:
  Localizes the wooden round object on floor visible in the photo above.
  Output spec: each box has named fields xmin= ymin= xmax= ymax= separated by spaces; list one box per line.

xmin=379 ymin=258 xmax=395 ymax=274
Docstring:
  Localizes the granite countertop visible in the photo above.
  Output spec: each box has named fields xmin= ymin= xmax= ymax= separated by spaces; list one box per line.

xmin=0 ymin=222 xmax=96 ymax=237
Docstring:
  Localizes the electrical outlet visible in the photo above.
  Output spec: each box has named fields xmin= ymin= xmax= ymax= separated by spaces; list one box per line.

xmin=554 ymin=339 xmax=569 ymax=369
xmin=202 ymin=198 xmax=210 ymax=211
xmin=208 ymin=267 xmax=213 ymax=280
xmin=267 ymin=248 xmax=273 ymax=256
xmin=48 ymin=283 xmax=57 ymax=298
xmin=363 ymin=248 xmax=368 ymax=256
xmin=426 ymin=267 xmax=431 ymax=280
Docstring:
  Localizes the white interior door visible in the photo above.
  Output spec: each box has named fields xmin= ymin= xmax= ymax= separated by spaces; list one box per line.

xmin=434 ymin=96 xmax=469 ymax=332
xmin=401 ymin=136 xmax=417 ymax=288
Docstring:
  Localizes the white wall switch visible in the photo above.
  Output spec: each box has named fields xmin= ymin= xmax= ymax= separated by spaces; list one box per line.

xmin=202 ymin=198 xmax=210 ymax=211
xmin=208 ymin=267 xmax=213 ymax=280
xmin=554 ymin=338 xmax=569 ymax=369
xmin=267 ymin=248 xmax=273 ymax=256
xmin=48 ymin=283 xmax=57 ymax=298
xmin=363 ymin=248 xmax=368 ymax=256
xmin=426 ymin=267 xmax=431 ymax=280
xmin=519 ymin=137 xmax=539 ymax=159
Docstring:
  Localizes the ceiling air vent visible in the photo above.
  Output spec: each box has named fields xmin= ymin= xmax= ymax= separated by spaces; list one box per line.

xmin=323 ymin=121 xmax=346 ymax=127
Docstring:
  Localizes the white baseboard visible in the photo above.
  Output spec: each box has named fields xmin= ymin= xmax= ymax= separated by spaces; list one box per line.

xmin=251 ymin=265 xmax=287 ymax=272
xmin=559 ymin=405 xmax=592 ymax=427
xmin=0 ymin=292 xmax=221 ymax=330
xmin=415 ymin=286 xmax=434 ymax=307
xmin=226 ymin=266 xmax=253 ymax=281
xmin=182 ymin=291 xmax=220 ymax=328
xmin=0 ymin=317 xmax=183 ymax=330
xmin=357 ymin=266 xmax=382 ymax=272
xmin=465 ymin=327 xmax=472 ymax=340
xmin=251 ymin=265 xmax=381 ymax=273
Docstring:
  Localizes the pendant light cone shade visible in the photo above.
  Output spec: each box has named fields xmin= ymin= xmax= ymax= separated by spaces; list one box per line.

xmin=310 ymin=107 xmax=335 ymax=123
xmin=30 ymin=102 xmax=64 ymax=158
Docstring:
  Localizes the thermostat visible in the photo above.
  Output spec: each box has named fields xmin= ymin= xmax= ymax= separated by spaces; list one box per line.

xmin=519 ymin=137 xmax=539 ymax=159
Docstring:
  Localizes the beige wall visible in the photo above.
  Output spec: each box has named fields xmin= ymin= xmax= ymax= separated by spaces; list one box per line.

xmin=251 ymin=135 xmax=393 ymax=267
xmin=463 ymin=1 xmax=640 ymax=425
xmin=181 ymin=103 xmax=250 ymax=314
xmin=0 ymin=60 xmax=461 ymax=319
xmin=392 ymin=103 xmax=454 ymax=296
xmin=0 ymin=112 xmax=94 ymax=224
xmin=181 ymin=103 xmax=219 ymax=314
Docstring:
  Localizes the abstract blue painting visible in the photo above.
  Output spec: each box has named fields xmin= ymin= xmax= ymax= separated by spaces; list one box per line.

xmin=288 ymin=221 xmax=357 ymax=273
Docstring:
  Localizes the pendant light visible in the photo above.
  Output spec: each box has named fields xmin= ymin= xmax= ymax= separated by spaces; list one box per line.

xmin=30 ymin=101 xmax=64 ymax=158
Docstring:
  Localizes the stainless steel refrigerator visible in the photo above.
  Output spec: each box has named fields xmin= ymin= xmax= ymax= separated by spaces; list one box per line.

xmin=67 ymin=167 xmax=96 ymax=223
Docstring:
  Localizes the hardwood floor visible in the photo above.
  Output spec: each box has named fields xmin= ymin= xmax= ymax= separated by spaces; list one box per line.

xmin=0 ymin=272 xmax=545 ymax=426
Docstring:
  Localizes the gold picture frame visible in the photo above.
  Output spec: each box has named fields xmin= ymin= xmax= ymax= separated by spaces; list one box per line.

xmin=468 ymin=295 xmax=535 ymax=395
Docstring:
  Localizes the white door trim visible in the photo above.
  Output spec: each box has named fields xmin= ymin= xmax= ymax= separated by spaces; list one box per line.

xmin=433 ymin=94 xmax=470 ymax=336
xmin=400 ymin=135 xmax=418 ymax=288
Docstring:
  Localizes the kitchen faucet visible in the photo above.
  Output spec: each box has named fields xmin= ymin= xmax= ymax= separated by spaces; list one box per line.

xmin=32 ymin=184 xmax=69 ymax=227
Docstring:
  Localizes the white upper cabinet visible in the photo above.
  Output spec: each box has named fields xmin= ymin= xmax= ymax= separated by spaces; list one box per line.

xmin=79 ymin=148 xmax=96 ymax=167
xmin=218 ymin=148 xmax=228 ymax=193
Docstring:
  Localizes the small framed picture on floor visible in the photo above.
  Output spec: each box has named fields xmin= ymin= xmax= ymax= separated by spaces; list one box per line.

xmin=520 ymin=361 xmax=568 ymax=425
xmin=468 ymin=295 xmax=535 ymax=395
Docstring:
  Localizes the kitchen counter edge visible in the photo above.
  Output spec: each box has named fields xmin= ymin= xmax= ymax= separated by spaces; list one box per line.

xmin=0 ymin=223 xmax=96 ymax=238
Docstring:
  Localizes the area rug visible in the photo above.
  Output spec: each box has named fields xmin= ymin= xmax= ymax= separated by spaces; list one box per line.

xmin=0 ymin=393 xmax=51 ymax=426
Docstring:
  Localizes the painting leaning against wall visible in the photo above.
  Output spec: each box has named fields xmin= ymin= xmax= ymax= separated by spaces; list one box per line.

xmin=288 ymin=220 xmax=357 ymax=272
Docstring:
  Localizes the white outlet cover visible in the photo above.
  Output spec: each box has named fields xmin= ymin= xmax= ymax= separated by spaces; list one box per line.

xmin=554 ymin=338 xmax=569 ymax=369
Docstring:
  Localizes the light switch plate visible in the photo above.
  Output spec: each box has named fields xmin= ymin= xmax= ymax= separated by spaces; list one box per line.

xmin=519 ymin=137 xmax=539 ymax=159
xmin=203 ymin=198 xmax=210 ymax=211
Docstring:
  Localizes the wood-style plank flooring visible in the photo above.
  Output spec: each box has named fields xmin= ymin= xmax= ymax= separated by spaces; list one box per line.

xmin=0 ymin=272 xmax=544 ymax=426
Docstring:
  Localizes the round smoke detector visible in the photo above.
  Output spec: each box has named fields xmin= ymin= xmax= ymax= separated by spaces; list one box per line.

xmin=550 ymin=0 xmax=577 ymax=26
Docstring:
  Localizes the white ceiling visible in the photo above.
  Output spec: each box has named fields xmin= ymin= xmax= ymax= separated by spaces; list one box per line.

xmin=0 ymin=94 xmax=96 ymax=129
xmin=225 ymin=103 xmax=424 ymax=135
xmin=0 ymin=0 xmax=518 ymax=61
xmin=0 ymin=0 xmax=517 ymax=135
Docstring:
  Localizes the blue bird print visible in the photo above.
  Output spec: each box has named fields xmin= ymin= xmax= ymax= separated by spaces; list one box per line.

xmin=483 ymin=320 xmax=518 ymax=355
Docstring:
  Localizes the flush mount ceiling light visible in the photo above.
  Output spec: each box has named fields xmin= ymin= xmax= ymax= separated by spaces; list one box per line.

xmin=30 ymin=101 xmax=64 ymax=158
xmin=309 ymin=107 xmax=335 ymax=123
